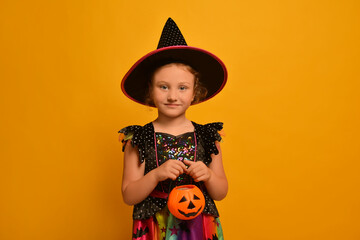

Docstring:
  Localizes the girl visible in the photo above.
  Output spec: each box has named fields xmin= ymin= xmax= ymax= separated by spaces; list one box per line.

xmin=119 ymin=18 xmax=228 ymax=240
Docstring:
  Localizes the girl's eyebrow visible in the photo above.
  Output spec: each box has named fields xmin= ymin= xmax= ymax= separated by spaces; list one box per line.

xmin=155 ymin=81 xmax=192 ymax=85
xmin=155 ymin=81 xmax=169 ymax=85
xmin=178 ymin=82 xmax=192 ymax=85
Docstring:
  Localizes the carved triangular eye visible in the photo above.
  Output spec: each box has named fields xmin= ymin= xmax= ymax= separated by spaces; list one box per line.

xmin=179 ymin=196 xmax=187 ymax=203
xmin=193 ymin=194 xmax=200 ymax=200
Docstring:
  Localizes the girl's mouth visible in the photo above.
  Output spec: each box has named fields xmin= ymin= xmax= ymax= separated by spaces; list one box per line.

xmin=165 ymin=104 xmax=180 ymax=107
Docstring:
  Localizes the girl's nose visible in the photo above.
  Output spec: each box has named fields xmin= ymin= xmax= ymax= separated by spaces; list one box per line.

xmin=167 ymin=90 xmax=177 ymax=102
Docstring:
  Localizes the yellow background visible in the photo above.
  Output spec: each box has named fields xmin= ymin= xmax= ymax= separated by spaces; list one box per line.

xmin=1 ymin=0 xmax=360 ymax=239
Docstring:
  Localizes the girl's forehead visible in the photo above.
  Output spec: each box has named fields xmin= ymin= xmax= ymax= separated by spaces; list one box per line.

xmin=154 ymin=63 xmax=191 ymax=74
xmin=153 ymin=64 xmax=195 ymax=83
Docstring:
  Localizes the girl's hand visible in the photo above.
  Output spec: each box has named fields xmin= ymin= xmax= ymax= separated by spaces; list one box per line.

xmin=184 ymin=160 xmax=212 ymax=182
xmin=154 ymin=160 xmax=187 ymax=182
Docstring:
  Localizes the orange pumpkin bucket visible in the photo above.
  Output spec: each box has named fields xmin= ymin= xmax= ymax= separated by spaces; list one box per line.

xmin=167 ymin=185 xmax=205 ymax=220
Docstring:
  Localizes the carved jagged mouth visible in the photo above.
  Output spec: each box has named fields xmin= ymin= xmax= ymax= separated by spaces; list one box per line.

xmin=178 ymin=206 xmax=203 ymax=218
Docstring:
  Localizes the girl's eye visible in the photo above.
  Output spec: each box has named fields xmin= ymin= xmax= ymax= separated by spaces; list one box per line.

xmin=160 ymin=85 xmax=168 ymax=90
xmin=179 ymin=86 xmax=188 ymax=90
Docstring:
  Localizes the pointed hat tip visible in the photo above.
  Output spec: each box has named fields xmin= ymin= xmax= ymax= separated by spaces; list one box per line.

xmin=165 ymin=17 xmax=175 ymax=25
xmin=157 ymin=17 xmax=187 ymax=49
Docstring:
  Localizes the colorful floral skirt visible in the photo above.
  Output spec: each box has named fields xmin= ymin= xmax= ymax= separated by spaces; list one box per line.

xmin=132 ymin=207 xmax=223 ymax=240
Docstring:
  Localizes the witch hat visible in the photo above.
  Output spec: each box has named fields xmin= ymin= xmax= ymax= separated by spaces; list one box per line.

xmin=121 ymin=18 xmax=227 ymax=106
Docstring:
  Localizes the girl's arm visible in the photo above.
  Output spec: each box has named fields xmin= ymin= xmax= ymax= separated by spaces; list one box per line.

xmin=122 ymin=141 xmax=187 ymax=205
xmin=184 ymin=141 xmax=228 ymax=201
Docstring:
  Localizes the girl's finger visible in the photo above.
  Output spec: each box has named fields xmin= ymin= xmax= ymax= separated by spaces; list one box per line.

xmin=187 ymin=164 xmax=199 ymax=174
xmin=175 ymin=163 xmax=185 ymax=173
xmin=179 ymin=161 xmax=188 ymax=171
xmin=169 ymin=170 xmax=180 ymax=180
xmin=172 ymin=160 xmax=187 ymax=170
xmin=176 ymin=167 xmax=184 ymax=176
xmin=185 ymin=167 xmax=192 ymax=175
xmin=183 ymin=160 xmax=193 ymax=165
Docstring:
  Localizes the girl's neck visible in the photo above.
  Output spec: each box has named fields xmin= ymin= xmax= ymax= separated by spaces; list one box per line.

xmin=153 ymin=114 xmax=194 ymax=135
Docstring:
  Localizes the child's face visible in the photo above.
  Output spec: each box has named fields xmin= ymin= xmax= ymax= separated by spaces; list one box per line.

xmin=151 ymin=64 xmax=195 ymax=118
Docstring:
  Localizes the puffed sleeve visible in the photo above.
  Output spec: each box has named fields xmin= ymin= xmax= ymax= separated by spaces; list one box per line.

xmin=193 ymin=122 xmax=224 ymax=162
xmin=203 ymin=122 xmax=223 ymax=155
xmin=118 ymin=125 xmax=146 ymax=163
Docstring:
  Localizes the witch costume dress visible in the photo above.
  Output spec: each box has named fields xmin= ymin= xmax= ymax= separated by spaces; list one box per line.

xmin=119 ymin=121 xmax=224 ymax=240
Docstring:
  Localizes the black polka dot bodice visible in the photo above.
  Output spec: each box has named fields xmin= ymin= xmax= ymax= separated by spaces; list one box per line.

xmin=119 ymin=121 xmax=223 ymax=220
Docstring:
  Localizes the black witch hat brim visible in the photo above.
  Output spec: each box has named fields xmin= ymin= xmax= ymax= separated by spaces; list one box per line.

xmin=121 ymin=45 xmax=227 ymax=106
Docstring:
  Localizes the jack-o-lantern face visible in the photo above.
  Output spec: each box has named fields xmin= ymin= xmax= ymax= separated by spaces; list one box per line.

xmin=167 ymin=185 xmax=205 ymax=220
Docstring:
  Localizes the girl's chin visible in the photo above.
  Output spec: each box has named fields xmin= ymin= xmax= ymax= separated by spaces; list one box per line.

xmin=158 ymin=110 xmax=187 ymax=119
